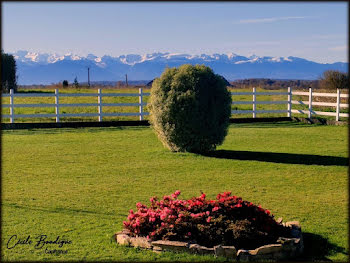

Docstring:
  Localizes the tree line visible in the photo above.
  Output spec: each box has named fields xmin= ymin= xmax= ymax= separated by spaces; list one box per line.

xmin=230 ymin=70 xmax=348 ymax=91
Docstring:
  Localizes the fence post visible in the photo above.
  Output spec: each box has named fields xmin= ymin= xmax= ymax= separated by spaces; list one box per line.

xmin=252 ymin=87 xmax=256 ymax=118
xmin=139 ymin=88 xmax=143 ymax=121
xmin=287 ymin=87 xmax=292 ymax=118
xmin=98 ymin=88 xmax=102 ymax=122
xmin=10 ymin=89 xmax=14 ymax=123
xmin=55 ymin=89 xmax=60 ymax=123
xmin=336 ymin=88 xmax=340 ymax=121
xmin=308 ymin=87 xmax=313 ymax=119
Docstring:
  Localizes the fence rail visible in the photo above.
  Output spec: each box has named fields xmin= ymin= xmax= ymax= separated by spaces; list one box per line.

xmin=231 ymin=87 xmax=293 ymax=118
xmin=2 ymin=87 xmax=349 ymax=123
xmin=2 ymin=88 xmax=150 ymax=123
xmin=290 ymin=88 xmax=349 ymax=121
xmin=231 ymin=87 xmax=348 ymax=121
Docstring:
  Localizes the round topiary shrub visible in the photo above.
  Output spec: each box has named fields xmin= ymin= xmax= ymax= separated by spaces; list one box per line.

xmin=148 ymin=64 xmax=232 ymax=153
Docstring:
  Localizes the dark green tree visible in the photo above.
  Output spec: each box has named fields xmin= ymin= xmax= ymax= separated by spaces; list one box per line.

xmin=1 ymin=50 xmax=17 ymax=93
xmin=62 ymin=80 xmax=69 ymax=87
xmin=73 ymin=77 xmax=79 ymax=88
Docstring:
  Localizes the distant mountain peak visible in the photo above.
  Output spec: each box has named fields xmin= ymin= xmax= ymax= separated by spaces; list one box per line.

xmin=9 ymin=50 xmax=348 ymax=85
xmin=13 ymin=50 xmax=298 ymax=65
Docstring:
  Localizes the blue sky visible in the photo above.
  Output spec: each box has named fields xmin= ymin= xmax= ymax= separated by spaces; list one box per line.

xmin=2 ymin=2 xmax=348 ymax=63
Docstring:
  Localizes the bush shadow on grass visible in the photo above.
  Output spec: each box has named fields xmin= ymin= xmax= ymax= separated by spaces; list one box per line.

xmin=203 ymin=150 xmax=348 ymax=166
xmin=297 ymin=232 xmax=348 ymax=261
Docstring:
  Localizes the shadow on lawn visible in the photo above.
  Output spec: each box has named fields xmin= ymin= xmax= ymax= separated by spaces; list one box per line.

xmin=17 ymin=90 xmax=54 ymax=93
xmin=4 ymin=126 xmax=126 ymax=135
xmin=298 ymin=232 xmax=348 ymax=261
xmin=4 ymin=203 xmax=115 ymax=217
xmin=203 ymin=150 xmax=348 ymax=166
xmin=231 ymin=122 xmax=315 ymax=129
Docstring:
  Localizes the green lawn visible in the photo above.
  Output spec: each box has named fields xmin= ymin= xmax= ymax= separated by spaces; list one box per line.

xmin=1 ymin=122 xmax=348 ymax=261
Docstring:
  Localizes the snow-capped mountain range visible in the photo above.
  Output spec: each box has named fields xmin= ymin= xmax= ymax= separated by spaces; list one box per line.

xmin=12 ymin=50 xmax=348 ymax=85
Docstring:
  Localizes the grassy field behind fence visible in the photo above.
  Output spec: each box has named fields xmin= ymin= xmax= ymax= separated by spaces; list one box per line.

xmin=2 ymin=87 xmax=348 ymax=122
xmin=1 ymin=122 xmax=348 ymax=261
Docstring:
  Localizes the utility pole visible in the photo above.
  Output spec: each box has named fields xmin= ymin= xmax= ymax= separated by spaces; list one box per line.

xmin=125 ymin=74 xmax=128 ymax=87
xmin=87 ymin=67 xmax=90 ymax=87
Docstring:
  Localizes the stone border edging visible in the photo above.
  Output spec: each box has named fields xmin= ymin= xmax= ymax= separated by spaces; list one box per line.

xmin=115 ymin=221 xmax=304 ymax=261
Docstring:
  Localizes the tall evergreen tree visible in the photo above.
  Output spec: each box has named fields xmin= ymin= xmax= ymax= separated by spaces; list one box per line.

xmin=1 ymin=50 xmax=17 ymax=93
xmin=73 ymin=77 xmax=79 ymax=88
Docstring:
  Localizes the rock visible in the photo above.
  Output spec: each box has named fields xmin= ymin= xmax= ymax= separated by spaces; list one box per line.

xmin=151 ymin=240 xmax=190 ymax=252
xmin=116 ymin=234 xmax=130 ymax=246
xmin=214 ymin=245 xmax=236 ymax=259
xmin=238 ymin=245 xmax=284 ymax=261
xmin=247 ymin=249 xmax=258 ymax=256
xmin=152 ymin=240 xmax=214 ymax=255
xmin=277 ymin=236 xmax=304 ymax=259
xmin=237 ymin=249 xmax=252 ymax=262
xmin=153 ymin=245 xmax=162 ymax=250
xmin=285 ymin=221 xmax=301 ymax=230
xmin=200 ymin=247 xmax=215 ymax=255
xmin=189 ymin=244 xmax=214 ymax=255
xmin=277 ymin=237 xmax=299 ymax=249
xmin=254 ymin=244 xmax=283 ymax=255
xmin=153 ymin=246 xmax=162 ymax=254
xmin=222 ymin=246 xmax=237 ymax=259
xmin=214 ymin=245 xmax=225 ymax=257
xmin=129 ymin=236 xmax=152 ymax=249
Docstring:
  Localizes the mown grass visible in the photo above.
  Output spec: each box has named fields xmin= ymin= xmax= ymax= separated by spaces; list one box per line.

xmin=1 ymin=122 xmax=348 ymax=261
xmin=2 ymin=87 xmax=348 ymax=123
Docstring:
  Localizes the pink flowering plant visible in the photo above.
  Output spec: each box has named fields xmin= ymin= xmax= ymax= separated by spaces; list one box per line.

xmin=123 ymin=191 xmax=290 ymax=249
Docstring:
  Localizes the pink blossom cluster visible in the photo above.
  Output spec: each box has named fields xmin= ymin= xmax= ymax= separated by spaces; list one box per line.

xmin=123 ymin=191 xmax=276 ymax=241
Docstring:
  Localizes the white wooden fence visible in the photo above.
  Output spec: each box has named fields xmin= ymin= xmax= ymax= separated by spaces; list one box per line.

xmin=231 ymin=87 xmax=349 ymax=121
xmin=2 ymin=88 xmax=149 ymax=123
xmin=291 ymin=88 xmax=349 ymax=121
xmin=231 ymin=87 xmax=291 ymax=118
xmin=2 ymin=87 xmax=349 ymax=123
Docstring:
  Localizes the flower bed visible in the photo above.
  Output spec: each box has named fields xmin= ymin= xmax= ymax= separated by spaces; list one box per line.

xmin=116 ymin=191 xmax=303 ymax=261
